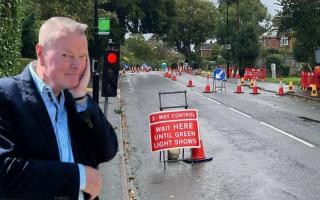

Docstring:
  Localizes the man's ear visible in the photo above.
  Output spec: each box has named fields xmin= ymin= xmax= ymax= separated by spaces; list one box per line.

xmin=36 ymin=44 xmax=45 ymax=66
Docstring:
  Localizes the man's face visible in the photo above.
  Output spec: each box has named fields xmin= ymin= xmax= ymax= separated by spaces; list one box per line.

xmin=40 ymin=32 xmax=88 ymax=92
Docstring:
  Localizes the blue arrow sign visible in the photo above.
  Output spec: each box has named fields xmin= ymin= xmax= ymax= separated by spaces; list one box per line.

xmin=212 ymin=68 xmax=226 ymax=80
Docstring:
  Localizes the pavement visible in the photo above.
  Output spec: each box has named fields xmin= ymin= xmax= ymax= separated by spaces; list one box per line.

xmin=225 ymin=77 xmax=320 ymax=102
xmin=85 ymin=86 xmax=128 ymax=200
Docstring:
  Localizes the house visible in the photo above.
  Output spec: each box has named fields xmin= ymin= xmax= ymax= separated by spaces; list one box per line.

xmin=260 ymin=28 xmax=294 ymax=51
xmin=199 ymin=39 xmax=215 ymax=58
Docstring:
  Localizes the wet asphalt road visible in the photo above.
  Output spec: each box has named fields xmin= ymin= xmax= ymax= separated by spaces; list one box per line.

xmin=119 ymin=71 xmax=320 ymax=200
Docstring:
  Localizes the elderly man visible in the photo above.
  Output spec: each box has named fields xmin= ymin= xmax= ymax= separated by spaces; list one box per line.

xmin=0 ymin=17 xmax=118 ymax=200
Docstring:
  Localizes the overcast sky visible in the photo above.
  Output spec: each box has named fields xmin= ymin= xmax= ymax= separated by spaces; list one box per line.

xmin=212 ymin=0 xmax=282 ymax=16
xmin=260 ymin=0 xmax=281 ymax=16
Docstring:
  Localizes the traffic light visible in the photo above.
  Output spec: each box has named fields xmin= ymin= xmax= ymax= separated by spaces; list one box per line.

xmin=102 ymin=50 xmax=120 ymax=97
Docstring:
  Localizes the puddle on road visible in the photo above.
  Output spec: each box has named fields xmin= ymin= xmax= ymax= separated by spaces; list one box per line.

xmin=298 ymin=116 xmax=320 ymax=123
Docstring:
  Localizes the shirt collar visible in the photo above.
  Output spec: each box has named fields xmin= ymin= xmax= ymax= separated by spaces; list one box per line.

xmin=28 ymin=61 xmax=65 ymax=105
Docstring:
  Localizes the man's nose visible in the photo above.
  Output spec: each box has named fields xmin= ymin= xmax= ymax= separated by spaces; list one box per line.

xmin=71 ymin=58 xmax=81 ymax=68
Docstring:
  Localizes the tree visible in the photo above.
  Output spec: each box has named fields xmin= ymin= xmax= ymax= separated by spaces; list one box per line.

xmin=100 ymin=0 xmax=176 ymax=41
xmin=162 ymin=0 xmax=217 ymax=62
xmin=277 ymin=0 xmax=320 ymax=65
xmin=124 ymin=34 xmax=153 ymax=61
xmin=122 ymin=34 xmax=184 ymax=68
xmin=215 ymin=0 xmax=267 ymax=70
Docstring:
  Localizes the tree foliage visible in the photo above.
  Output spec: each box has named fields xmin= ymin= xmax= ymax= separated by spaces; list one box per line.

xmin=215 ymin=0 xmax=267 ymax=69
xmin=277 ymin=0 xmax=320 ymax=64
xmin=0 ymin=0 xmax=23 ymax=77
xmin=161 ymin=0 xmax=217 ymax=62
xmin=122 ymin=34 xmax=184 ymax=68
xmin=101 ymin=0 xmax=176 ymax=41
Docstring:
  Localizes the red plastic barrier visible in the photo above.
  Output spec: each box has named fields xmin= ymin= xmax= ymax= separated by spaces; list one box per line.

xmin=300 ymin=70 xmax=320 ymax=89
xmin=244 ymin=68 xmax=253 ymax=79
xmin=300 ymin=72 xmax=307 ymax=88
xmin=244 ymin=68 xmax=266 ymax=80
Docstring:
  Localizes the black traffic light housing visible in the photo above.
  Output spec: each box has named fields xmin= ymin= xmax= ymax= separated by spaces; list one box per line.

xmin=102 ymin=50 xmax=120 ymax=97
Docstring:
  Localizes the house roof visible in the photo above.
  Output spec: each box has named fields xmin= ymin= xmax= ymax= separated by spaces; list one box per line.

xmin=200 ymin=43 xmax=213 ymax=50
xmin=261 ymin=29 xmax=278 ymax=38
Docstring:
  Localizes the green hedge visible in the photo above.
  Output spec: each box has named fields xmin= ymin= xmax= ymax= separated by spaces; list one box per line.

xmin=0 ymin=0 xmax=23 ymax=78
xmin=0 ymin=58 xmax=33 ymax=78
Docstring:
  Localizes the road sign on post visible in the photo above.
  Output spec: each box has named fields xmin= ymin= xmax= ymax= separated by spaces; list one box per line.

xmin=98 ymin=18 xmax=110 ymax=35
xmin=149 ymin=109 xmax=200 ymax=152
xmin=212 ymin=67 xmax=226 ymax=80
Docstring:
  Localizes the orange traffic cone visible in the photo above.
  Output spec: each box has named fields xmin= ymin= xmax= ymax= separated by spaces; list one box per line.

xmin=276 ymin=79 xmax=284 ymax=96
xmin=167 ymin=70 xmax=172 ymax=78
xmin=172 ymin=70 xmax=177 ymax=81
xmin=250 ymin=79 xmax=260 ymax=95
xmin=203 ymin=77 xmax=213 ymax=93
xmin=234 ymin=78 xmax=244 ymax=94
xmin=164 ymin=71 xmax=168 ymax=77
xmin=183 ymin=140 xmax=213 ymax=163
xmin=186 ymin=79 xmax=194 ymax=87
xmin=235 ymin=69 xmax=240 ymax=79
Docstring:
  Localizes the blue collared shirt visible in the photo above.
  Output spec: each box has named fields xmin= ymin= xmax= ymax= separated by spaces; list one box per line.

xmin=29 ymin=63 xmax=86 ymax=199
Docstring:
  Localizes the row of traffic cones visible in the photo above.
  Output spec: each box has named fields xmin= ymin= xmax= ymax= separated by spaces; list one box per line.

xmin=166 ymin=70 xmax=292 ymax=96
xmin=234 ymin=78 xmax=260 ymax=95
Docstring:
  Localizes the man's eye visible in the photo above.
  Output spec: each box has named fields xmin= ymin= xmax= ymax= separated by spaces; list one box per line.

xmin=62 ymin=54 xmax=72 ymax=59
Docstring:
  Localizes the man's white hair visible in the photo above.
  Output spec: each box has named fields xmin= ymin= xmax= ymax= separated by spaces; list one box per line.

xmin=38 ymin=17 xmax=88 ymax=48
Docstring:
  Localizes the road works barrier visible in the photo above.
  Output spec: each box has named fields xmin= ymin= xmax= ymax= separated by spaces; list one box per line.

xmin=300 ymin=68 xmax=320 ymax=91
xmin=149 ymin=109 xmax=201 ymax=152
xmin=244 ymin=68 xmax=266 ymax=81
xmin=152 ymin=91 xmax=213 ymax=169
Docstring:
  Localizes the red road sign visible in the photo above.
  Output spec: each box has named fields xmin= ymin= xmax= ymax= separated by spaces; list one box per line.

xmin=149 ymin=109 xmax=200 ymax=152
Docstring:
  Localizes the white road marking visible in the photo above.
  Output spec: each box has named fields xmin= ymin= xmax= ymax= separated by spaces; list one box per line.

xmin=193 ymin=91 xmax=221 ymax=105
xmin=162 ymin=74 xmax=222 ymax=105
xmin=260 ymin=122 xmax=314 ymax=148
xmin=228 ymin=108 xmax=251 ymax=118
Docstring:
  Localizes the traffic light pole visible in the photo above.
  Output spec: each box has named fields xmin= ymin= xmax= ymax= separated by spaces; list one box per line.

xmin=92 ymin=0 xmax=99 ymax=103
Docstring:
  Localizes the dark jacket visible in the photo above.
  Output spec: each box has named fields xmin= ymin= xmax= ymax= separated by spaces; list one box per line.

xmin=0 ymin=67 xmax=118 ymax=200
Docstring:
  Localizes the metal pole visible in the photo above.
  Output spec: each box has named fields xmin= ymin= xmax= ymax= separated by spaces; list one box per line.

xmin=226 ymin=2 xmax=230 ymax=79
xmin=236 ymin=0 xmax=240 ymax=73
xmin=104 ymin=97 xmax=108 ymax=115
xmin=92 ymin=0 xmax=99 ymax=103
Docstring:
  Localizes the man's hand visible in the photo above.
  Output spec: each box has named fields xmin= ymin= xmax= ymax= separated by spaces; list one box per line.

xmin=84 ymin=166 xmax=102 ymax=200
xmin=69 ymin=55 xmax=91 ymax=99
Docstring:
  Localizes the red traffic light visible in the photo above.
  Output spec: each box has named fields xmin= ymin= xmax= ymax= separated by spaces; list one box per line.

xmin=106 ymin=53 xmax=118 ymax=64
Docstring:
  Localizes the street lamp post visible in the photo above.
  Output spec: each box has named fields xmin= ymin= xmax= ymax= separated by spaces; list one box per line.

xmin=226 ymin=1 xmax=230 ymax=79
